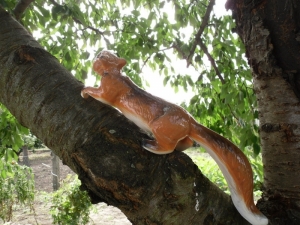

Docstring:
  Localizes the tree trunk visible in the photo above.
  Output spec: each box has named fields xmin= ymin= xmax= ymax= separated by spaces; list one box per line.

xmin=227 ymin=0 xmax=300 ymax=224
xmin=51 ymin=151 xmax=60 ymax=191
xmin=0 ymin=7 xmax=249 ymax=225
xmin=22 ymin=145 xmax=30 ymax=167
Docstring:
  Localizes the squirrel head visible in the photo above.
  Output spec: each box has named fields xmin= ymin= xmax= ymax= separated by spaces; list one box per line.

xmin=93 ymin=50 xmax=127 ymax=76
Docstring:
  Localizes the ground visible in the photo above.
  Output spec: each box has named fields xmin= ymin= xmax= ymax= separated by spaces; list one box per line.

xmin=6 ymin=149 xmax=132 ymax=225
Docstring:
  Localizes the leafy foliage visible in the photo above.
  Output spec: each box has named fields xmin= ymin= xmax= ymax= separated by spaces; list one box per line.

xmin=0 ymin=106 xmax=35 ymax=223
xmin=50 ymin=175 xmax=95 ymax=225
xmin=189 ymin=149 xmax=229 ymax=193
xmin=0 ymin=160 xmax=35 ymax=222
xmin=0 ymin=104 xmax=28 ymax=154
xmin=23 ymin=134 xmax=45 ymax=150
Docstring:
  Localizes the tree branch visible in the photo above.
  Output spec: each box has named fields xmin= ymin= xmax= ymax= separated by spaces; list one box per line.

xmin=185 ymin=0 xmax=225 ymax=84
xmin=48 ymin=0 xmax=111 ymax=45
xmin=0 ymin=7 xmax=248 ymax=224
xmin=140 ymin=46 xmax=174 ymax=73
xmin=187 ymin=0 xmax=215 ymax=67
xmin=13 ymin=0 xmax=35 ymax=21
xmin=197 ymin=38 xmax=225 ymax=84
xmin=172 ymin=43 xmax=188 ymax=60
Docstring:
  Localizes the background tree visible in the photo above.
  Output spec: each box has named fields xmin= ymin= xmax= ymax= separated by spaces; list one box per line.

xmin=0 ymin=0 xmax=299 ymax=224
xmin=227 ymin=0 xmax=300 ymax=224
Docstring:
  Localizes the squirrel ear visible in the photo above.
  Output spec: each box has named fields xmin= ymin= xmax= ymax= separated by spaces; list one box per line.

xmin=117 ymin=58 xmax=127 ymax=70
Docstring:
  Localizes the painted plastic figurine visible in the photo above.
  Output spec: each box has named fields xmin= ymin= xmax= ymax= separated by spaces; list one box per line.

xmin=81 ymin=50 xmax=268 ymax=225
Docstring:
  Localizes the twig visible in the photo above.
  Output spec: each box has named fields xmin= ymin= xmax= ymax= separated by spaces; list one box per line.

xmin=227 ymin=103 xmax=241 ymax=126
xmin=188 ymin=0 xmax=225 ymax=84
xmin=243 ymin=82 xmax=255 ymax=113
xmin=13 ymin=0 xmax=35 ymax=21
xmin=172 ymin=43 xmax=188 ymax=59
xmin=197 ymin=38 xmax=225 ymax=84
xmin=140 ymin=46 xmax=175 ymax=73
xmin=187 ymin=0 xmax=215 ymax=67
xmin=140 ymin=55 xmax=151 ymax=72
xmin=48 ymin=0 xmax=59 ymax=6
xmin=49 ymin=0 xmax=110 ymax=44
xmin=72 ymin=17 xmax=103 ymax=35
xmin=72 ymin=17 xmax=111 ymax=45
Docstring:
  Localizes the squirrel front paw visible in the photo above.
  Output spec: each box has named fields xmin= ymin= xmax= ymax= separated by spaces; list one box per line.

xmin=81 ymin=89 xmax=90 ymax=99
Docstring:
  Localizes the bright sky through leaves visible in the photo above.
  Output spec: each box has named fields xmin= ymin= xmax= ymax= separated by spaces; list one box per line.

xmin=142 ymin=0 xmax=230 ymax=104
xmin=85 ymin=0 xmax=230 ymax=104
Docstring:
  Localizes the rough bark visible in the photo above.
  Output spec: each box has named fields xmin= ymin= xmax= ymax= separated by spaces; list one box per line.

xmin=227 ymin=0 xmax=300 ymax=224
xmin=0 ymin=7 xmax=249 ymax=225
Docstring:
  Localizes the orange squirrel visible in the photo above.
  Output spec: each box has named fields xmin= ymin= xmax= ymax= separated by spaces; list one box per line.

xmin=81 ymin=50 xmax=268 ymax=225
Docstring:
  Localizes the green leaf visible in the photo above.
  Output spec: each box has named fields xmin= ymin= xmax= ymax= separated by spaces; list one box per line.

xmin=195 ymin=55 xmax=201 ymax=63
xmin=65 ymin=51 xmax=72 ymax=62
xmin=5 ymin=149 xmax=16 ymax=161
xmin=253 ymin=143 xmax=261 ymax=156
xmin=163 ymin=76 xmax=170 ymax=86
xmin=81 ymin=51 xmax=90 ymax=59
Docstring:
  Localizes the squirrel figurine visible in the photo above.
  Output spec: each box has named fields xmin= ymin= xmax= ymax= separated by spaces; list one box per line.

xmin=81 ymin=50 xmax=268 ymax=225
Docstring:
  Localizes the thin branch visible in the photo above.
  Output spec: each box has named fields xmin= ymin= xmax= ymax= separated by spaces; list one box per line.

xmin=187 ymin=0 xmax=225 ymax=84
xmin=197 ymin=38 xmax=225 ymax=84
xmin=13 ymin=0 xmax=35 ymax=21
xmin=72 ymin=17 xmax=111 ymax=45
xmin=171 ymin=43 xmax=199 ymax=72
xmin=172 ymin=43 xmax=188 ymax=60
xmin=49 ymin=0 xmax=111 ymax=45
xmin=211 ymin=85 xmax=240 ymax=125
xmin=227 ymin=103 xmax=241 ymax=126
xmin=187 ymin=0 xmax=215 ymax=67
xmin=48 ymin=0 xmax=59 ymax=6
xmin=243 ymin=83 xmax=255 ymax=113
xmin=140 ymin=55 xmax=151 ymax=72
xmin=72 ymin=17 xmax=103 ymax=35
xmin=139 ymin=46 xmax=175 ymax=73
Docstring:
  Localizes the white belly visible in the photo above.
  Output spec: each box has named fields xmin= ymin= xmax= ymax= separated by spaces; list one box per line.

xmin=122 ymin=110 xmax=152 ymax=134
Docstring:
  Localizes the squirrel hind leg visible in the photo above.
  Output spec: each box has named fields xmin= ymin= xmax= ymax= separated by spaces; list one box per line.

xmin=142 ymin=139 xmax=174 ymax=154
xmin=175 ymin=137 xmax=194 ymax=151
